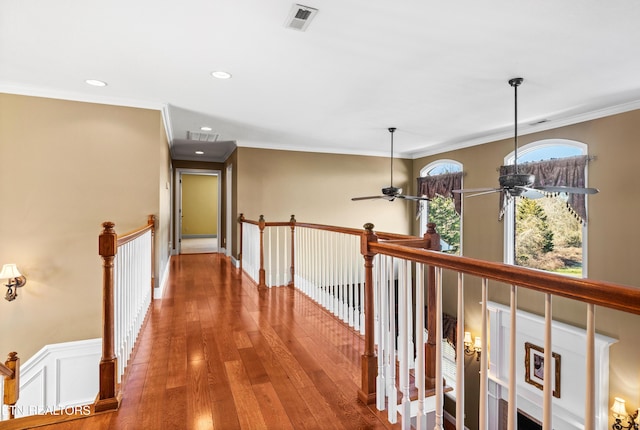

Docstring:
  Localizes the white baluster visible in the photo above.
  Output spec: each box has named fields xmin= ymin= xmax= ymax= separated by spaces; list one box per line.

xmin=416 ymin=263 xmax=427 ymax=430
xmin=585 ymin=303 xmax=595 ymax=430
xmin=479 ymin=278 xmax=489 ymax=430
xmin=399 ymin=260 xmax=410 ymax=430
xmin=387 ymin=257 xmax=397 ymax=424
xmin=543 ymin=294 xmax=552 ymax=429
xmin=376 ymin=255 xmax=386 ymax=411
xmin=456 ymin=273 xmax=465 ymax=430
xmin=507 ymin=284 xmax=517 ymax=430
xmin=434 ymin=267 xmax=443 ymax=430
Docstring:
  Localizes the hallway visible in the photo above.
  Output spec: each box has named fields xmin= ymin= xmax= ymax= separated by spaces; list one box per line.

xmin=37 ymin=254 xmax=396 ymax=430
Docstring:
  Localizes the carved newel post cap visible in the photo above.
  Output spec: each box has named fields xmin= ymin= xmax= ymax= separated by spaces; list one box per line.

xmin=363 ymin=223 xmax=375 ymax=231
xmin=238 ymin=213 xmax=245 ymax=222
xmin=102 ymin=221 xmax=116 ymax=232
xmin=7 ymin=351 xmax=18 ymax=361
xmin=290 ymin=215 xmax=296 ymax=223
xmin=259 ymin=214 xmax=265 ymax=222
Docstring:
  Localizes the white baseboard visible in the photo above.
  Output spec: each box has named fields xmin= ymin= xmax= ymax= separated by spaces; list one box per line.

xmin=153 ymin=258 xmax=171 ymax=299
xmin=1 ymin=339 xmax=102 ymax=420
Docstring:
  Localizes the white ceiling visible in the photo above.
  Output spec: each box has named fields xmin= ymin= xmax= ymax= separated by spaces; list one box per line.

xmin=3 ymin=0 xmax=640 ymax=162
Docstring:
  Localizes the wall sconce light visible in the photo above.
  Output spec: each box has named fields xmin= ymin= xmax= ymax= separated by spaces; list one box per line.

xmin=611 ymin=397 xmax=639 ymax=430
xmin=464 ymin=331 xmax=481 ymax=361
xmin=1 ymin=264 xmax=26 ymax=302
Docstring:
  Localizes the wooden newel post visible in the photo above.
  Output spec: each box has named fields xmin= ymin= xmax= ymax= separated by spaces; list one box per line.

xmin=238 ymin=213 xmax=245 ymax=270
xmin=423 ymin=222 xmax=442 ymax=386
xmin=288 ymin=215 xmax=296 ymax=287
xmin=258 ymin=215 xmax=267 ymax=289
xmin=358 ymin=223 xmax=378 ymax=405
xmin=3 ymin=352 xmax=19 ymax=419
xmin=95 ymin=221 xmax=120 ymax=412
xmin=148 ymin=215 xmax=156 ymax=294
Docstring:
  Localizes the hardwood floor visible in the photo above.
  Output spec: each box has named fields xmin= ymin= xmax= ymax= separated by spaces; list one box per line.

xmin=36 ymin=254 xmax=398 ymax=430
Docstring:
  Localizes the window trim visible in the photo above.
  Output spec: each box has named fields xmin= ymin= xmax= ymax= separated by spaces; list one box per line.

xmin=503 ymin=139 xmax=589 ymax=277
xmin=419 ymin=159 xmax=463 ymax=242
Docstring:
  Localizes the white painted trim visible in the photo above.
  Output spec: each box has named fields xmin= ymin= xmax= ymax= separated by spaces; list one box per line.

xmin=0 ymin=84 xmax=165 ymax=112
xmin=161 ymin=104 xmax=174 ymax=146
xmin=175 ymin=168 xmax=222 ymax=255
xmin=230 ymin=255 xmax=240 ymax=268
xmin=487 ymin=301 xmax=616 ymax=430
xmin=502 ymin=139 xmax=591 ymax=274
xmin=226 ymin=163 xmax=233 ymax=258
xmin=3 ymin=339 xmax=102 ymax=419
xmin=154 ymin=257 xmax=171 ymax=299
xmin=409 ymin=100 xmax=640 ymax=159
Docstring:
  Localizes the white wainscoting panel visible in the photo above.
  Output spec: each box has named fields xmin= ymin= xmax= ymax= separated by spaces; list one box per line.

xmin=4 ymin=338 xmax=101 ymax=419
xmin=487 ymin=301 xmax=616 ymax=430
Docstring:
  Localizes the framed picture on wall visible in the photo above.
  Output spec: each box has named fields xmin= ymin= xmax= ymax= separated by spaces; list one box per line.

xmin=524 ymin=342 xmax=561 ymax=398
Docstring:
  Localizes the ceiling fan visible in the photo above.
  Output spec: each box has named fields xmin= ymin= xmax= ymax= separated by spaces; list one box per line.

xmin=352 ymin=127 xmax=430 ymax=202
xmin=452 ymin=77 xmax=599 ymax=199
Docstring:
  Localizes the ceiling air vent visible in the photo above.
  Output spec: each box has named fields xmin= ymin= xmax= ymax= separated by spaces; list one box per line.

xmin=187 ymin=131 xmax=219 ymax=142
xmin=285 ymin=4 xmax=318 ymax=31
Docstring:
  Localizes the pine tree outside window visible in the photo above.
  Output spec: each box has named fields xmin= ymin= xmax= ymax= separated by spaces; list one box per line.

xmin=503 ymin=139 xmax=591 ymax=277
xmin=418 ymin=160 xmax=463 ymax=255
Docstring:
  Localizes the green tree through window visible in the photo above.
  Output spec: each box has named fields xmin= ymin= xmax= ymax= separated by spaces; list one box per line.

xmin=506 ymin=140 xmax=588 ymax=277
xmin=420 ymin=160 xmax=462 ymax=255
xmin=428 ymin=196 xmax=460 ymax=254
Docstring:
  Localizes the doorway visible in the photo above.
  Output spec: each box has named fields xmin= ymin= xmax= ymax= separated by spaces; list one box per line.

xmin=175 ymin=168 xmax=222 ymax=254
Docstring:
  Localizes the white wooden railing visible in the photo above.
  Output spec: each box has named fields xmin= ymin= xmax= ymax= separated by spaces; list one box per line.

xmin=239 ymin=215 xmax=377 ymax=333
xmin=114 ymin=223 xmax=154 ymax=382
xmin=294 ymin=224 xmax=365 ymax=333
xmin=238 ymin=215 xmax=640 ymax=430
xmin=96 ymin=216 xmax=155 ymax=412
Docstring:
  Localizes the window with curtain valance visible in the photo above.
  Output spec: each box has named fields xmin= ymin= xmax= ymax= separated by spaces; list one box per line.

xmin=499 ymin=154 xmax=590 ymax=224
xmin=416 ymin=171 xmax=464 ymax=215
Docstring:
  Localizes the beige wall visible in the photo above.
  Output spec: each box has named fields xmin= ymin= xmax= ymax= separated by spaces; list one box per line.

xmin=414 ymin=109 xmax=640 ymax=429
xmin=181 ymin=174 xmax=218 ymax=236
xmin=0 ymin=93 xmax=170 ymax=360
xmin=235 ymin=147 xmax=416 ymax=245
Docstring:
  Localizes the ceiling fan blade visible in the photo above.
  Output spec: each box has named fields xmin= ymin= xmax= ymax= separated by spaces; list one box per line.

xmin=396 ymin=195 xmax=431 ymax=201
xmin=351 ymin=195 xmax=388 ymax=201
xmin=452 ymin=187 xmax=500 ymax=194
xmin=535 ymin=185 xmax=599 ymax=195
xmin=461 ymin=189 xmax=502 ymax=198
xmin=519 ymin=187 xmax=546 ymax=199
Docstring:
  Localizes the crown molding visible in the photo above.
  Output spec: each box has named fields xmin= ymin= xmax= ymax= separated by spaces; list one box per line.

xmin=408 ymin=98 xmax=640 ymax=159
xmin=0 ymin=84 xmax=165 ymax=111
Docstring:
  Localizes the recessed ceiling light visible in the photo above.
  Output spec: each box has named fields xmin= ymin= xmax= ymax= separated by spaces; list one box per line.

xmin=211 ymin=71 xmax=232 ymax=79
xmin=195 ymin=151 xmax=204 ymax=155
xmin=200 ymin=126 xmax=212 ymax=131
xmin=85 ymin=79 xmax=107 ymax=87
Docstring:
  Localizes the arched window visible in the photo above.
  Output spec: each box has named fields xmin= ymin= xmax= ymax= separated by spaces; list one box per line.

xmin=503 ymin=139 xmax=590 ymax=277
xmin=418 ymin=160 xmax=463 ymax=254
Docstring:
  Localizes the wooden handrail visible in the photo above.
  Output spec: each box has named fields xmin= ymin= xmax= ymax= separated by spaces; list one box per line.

xmin=367 ymin=240 xmax=640 ymax=315
xmin=0 ymin=361 xmax=13 ymax=378
xmin=239 ymin=217 xmax=425 ymax=241
xmin=237 ymin=215 xmax=640 ymax=411
xmin=116 ymin=215 xmax=155 ymax=247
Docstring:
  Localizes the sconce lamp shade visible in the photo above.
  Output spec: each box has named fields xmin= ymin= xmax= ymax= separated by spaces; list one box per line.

xmin=464 ymin=331 xmax=472 ymax=345
xmin=1 ymin=264 xmax=26 ymax=302
xmin=611 ymin=397 xmax=628 ymax=418
xmin=474 ymin=336 xmax=482 ymax=351
xmin=0 ymin=264 xmax=22 ymax=279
